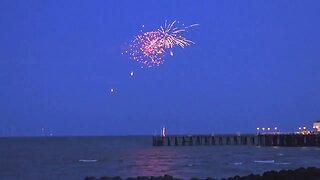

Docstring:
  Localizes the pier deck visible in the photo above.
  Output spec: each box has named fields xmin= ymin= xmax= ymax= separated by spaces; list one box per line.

xmin=152 ymin=134 xmax=320 ymax=146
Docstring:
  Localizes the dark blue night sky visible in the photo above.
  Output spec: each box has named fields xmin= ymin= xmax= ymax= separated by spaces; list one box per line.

xmin=1 ymin=0 xmax=320 ymax=136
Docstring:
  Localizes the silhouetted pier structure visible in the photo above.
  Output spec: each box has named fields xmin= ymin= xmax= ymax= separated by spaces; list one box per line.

xmin=152 ymin=134 xmax=320 ymax=147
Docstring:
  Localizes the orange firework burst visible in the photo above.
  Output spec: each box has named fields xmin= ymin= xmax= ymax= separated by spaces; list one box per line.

xmin=124 ymin=20 xmax=198 ymax=68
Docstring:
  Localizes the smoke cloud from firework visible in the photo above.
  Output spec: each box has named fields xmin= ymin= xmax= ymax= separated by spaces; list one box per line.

xmin=123 ymin=20 xmax=198 ymax=68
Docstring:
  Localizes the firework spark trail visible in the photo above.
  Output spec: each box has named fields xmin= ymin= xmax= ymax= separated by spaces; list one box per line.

xmin=158 ymin=20 xmax=197 ymax=49
xmin=124 ymin=20 xmax=198 ymax=68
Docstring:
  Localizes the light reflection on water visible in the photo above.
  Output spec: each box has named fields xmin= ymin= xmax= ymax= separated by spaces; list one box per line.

xmin=119 ymin=144 xmax=320 ymax=179
xmin=0 ymin=137 xmax=320 ymax=180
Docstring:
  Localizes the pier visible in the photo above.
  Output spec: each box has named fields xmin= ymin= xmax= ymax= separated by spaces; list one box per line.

xmin=152 ymin=134 xmax=320 ymax=147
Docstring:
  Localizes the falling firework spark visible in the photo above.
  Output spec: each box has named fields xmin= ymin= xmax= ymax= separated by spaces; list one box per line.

xmin=124 ymin=20 xmax=198 ymax=67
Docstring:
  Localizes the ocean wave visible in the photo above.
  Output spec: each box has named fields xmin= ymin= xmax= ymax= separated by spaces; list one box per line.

xmin=78 ymin=159 xmax=98 ymax=163
xmin=232 ymin=162 xmax=243 ymax=165
xmin=275 ymin=162 xmax=292 ymax=165
xmin=254 ymin=160 xmax=275 ymax=164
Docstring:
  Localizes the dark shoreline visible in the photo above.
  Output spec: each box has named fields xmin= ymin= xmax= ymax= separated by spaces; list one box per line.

xmin=84 ymin=167 xmax=320 ymax=180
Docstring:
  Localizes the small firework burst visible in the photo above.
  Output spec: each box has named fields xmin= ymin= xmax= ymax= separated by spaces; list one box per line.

xmin=124 ymin=20 xmax=198 ymax=68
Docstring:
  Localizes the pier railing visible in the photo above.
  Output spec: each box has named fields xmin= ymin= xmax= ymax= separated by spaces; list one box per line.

xmin=152 ymin=134 xmax=320 ymax=147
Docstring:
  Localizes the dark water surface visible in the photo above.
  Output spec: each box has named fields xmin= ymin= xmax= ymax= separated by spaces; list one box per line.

xmin=0 ymin=136 xmax=320 ymax=180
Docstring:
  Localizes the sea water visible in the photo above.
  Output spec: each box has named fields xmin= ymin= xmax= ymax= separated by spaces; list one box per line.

xmin=0 ymin=136 xmax=320 ymax=180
